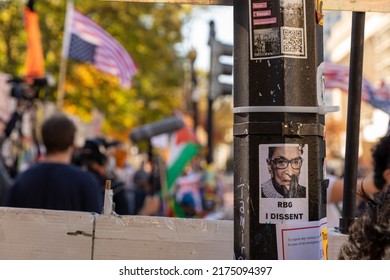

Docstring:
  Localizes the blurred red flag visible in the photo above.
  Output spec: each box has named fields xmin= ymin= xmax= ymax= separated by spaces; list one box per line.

xmin=24 ymin=2 xmax=45 ymax=81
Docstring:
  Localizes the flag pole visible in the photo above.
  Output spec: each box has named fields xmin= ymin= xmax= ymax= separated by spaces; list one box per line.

xmin=57 ymin=56 xmax=67 ymax=111
xmin=56 ymin=0 xmax=74 ymax=110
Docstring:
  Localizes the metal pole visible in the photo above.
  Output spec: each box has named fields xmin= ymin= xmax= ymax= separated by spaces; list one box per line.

xmin=233 ymin=0 xmax=328 ymax=259
xmin=57 ymin=0 xmax=74 ymax=111
xmin=339 ymin=12 xmax=366 ymax=234
xmin=206 ymin=98 xmax=213 ymax=164
xmin=207 ymin=21 xmax=216 ymax=165
xmin=188 ymin=50 xmax=198 ymax=132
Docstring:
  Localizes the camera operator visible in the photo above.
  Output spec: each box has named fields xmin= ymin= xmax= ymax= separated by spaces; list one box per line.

xmin=3 ymin=76 xmax=49 ymax=178
xmin=73 ymin=137 xmax=160 ymax=216
xmin=74 ymin=138 xmax=132 ymax=215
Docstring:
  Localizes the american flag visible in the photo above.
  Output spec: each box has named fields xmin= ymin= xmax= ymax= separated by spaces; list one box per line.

xmin=62 ymin=6 xmax=138 ymax=88
xmin=324 ymin=61 xmax=390 ymax=115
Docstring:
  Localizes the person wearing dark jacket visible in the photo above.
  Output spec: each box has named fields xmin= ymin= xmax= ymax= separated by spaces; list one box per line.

xmin=5 ymin=113 xmax=102 ymax=213
xmin=0 ymin=118 xmax=12 ymax=205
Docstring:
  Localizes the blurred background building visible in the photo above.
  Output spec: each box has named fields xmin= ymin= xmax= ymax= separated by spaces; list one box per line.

xmin=324 ymin=11 xmax=390 ymax=176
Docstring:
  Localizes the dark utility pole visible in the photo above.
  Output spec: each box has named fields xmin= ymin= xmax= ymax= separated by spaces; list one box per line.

xmin=188 ymin=49 xmax=198 ymax=132
xmin=233 ymin=0 xmax=336 ymax=259
xmin=207 ymin=21 xmax=216 ymax=164
xmin=208 ymin=20 xmax=233 ymax=164
xmin=339 ymin=12 xmax=366 ymax=234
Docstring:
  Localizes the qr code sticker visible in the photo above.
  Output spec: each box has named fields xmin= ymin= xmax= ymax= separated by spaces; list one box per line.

xmin=281 ymin=27 xmax=305 ymax=56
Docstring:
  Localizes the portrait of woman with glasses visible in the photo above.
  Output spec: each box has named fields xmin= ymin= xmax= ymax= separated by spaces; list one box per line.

xmin=261 ymin=144 xmax=307 ymax=198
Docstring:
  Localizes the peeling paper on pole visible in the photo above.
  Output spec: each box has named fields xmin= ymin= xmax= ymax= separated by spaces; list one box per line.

xmin=316 ymin=0 xmax=324 ymax=26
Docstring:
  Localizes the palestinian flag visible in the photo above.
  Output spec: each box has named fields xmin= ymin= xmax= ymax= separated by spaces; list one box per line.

xmin=164 ymin=118 xmax=201 ymax=217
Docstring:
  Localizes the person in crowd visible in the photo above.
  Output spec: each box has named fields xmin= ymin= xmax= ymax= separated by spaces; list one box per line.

xmin=132 ymin=160 xmax=151 ymax=214
xmin=199 ymin=165 xmax=225 ymax=220
xmin=174 ymin=166 xmax=203 ymax=218
xmin=4 ymin=113 xmax=102 ymax=213
xmin=178 ymin=192 xmax=197 ymax=218
xmin=327 ymin=171 xmax=377 ymax=205
xmin=0 ymin=117 xmax=12 ymax=205
xmin=94 ymin=137 xmax=120 ymax=178
xmin=0 ymin=117 xmax=5 ymax=145
xmin=327 ymin=133 xmax=390 ymax=212
xmin=261 ymin=145 xmax=307 ymax=198
xmin=131 ymin=159 xmax=161 ymax=216
xmin=112 ymin=146 xmax=135 ymax=191
xmin=76 ymin=138 xmax=160 ymax=216
xmin=75 ymin=137 xmax=131 ymax=215
xmin=368 ymin=132 xmax=390 ymax=192
xmin=338 ymin=187 xmax=390 ymax=260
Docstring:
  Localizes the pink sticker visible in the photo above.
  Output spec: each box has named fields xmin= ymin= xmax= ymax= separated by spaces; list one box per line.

xmin=253 ymin=10 xmax=271 ymax=17
xmin=253 ymin=17 xmax=277 ymax=25
xmin=253 ymin=2 xmax=267 ymax=9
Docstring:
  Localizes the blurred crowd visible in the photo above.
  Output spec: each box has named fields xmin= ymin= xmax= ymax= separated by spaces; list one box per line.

xmin=0 ymin=112 xmax=228 ymax=220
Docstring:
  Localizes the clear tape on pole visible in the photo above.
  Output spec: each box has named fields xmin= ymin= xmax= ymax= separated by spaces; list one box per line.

xmin=233 ymin=62 xmax=340 ymax=115
xmin=233 ymin=105 xmax=339 ymax=115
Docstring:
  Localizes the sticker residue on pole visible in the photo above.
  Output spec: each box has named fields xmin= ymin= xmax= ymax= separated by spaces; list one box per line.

xmin=259 ymin=143 xmax=309 ymax=224
xmin=249 ymin=0 xmax=307 ymax=60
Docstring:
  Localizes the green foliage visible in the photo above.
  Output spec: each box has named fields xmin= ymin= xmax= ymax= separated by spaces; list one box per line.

xmin=0 ymin=0 xmax=26 ymax=75
xmin=0 ymin=0 xmax=193 ymax=140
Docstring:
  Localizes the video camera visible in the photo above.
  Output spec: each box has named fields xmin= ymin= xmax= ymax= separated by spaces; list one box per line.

xmin=7 ymin=76 xmax=51 ymax=101
xmin=72 ymin=137 xmax=120 ymax=167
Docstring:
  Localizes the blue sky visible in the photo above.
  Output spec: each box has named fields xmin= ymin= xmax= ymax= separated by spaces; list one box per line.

xmin=184 ymin=6 xmax=233 ymax=71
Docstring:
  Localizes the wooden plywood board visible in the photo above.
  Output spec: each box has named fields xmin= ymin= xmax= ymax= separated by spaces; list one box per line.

xmin=93 ymin=215 xmax=234 ymax=260
xmin=0 ymin=207 xmax=234 ymax=260
xmin=0 ymin=207 xmax=95 ymax=260
xmin=324 ymin=0 xmax=390 ymax=12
